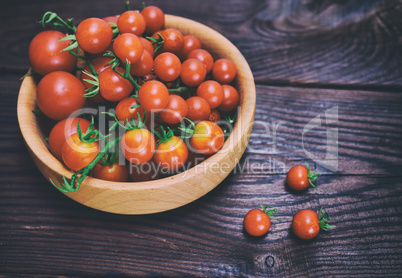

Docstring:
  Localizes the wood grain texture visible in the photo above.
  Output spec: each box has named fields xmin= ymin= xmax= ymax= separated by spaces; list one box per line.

xmin=1 ymin=0 xmax=402 ymax=276
xmin=2 ymin=75 xmax=402 ymax=276
xmin=2 ymin=0 xmax=402 ymax=88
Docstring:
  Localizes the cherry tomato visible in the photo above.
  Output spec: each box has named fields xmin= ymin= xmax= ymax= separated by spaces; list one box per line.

xmin=102 ymin=16 xmax=118 ymax=24
xmin=117 ymin=10 xmax=146 ymax=36
xmin=138 ymin=80 xmax=169 ymax=112
xmin=113 ymin=33 xmax=144 ymax=64
xmin=62 ymin=133 xmax=100 ymax=171
xmin=160 ymin=94 xmax=188 ymax=125
xmin=243 ymin=208 xmax=271 ymax=237
xmin=196 ymin=80 xmax=224 ymax=108
xmin=152 ymin=28 xmax=184 ymax=55
xmin=140 ymin=37 xmax=155 ymax=58
xmin=36 ymin=71 xmax=86 ymax=120
xmin=153 ymin=52 xmax=181 ymax=82
xmin=80 ymin=57 xmax=112 ymax=103
xmin=48 ymin=117 xmax=91 ymax=161
xmin=130 ymin=50 xmax=153 ymax=77
xmin=137 ymin=73 xmax=157 ymax=86
xmin=121 ymin=128 xmax=156 ymax=165
xmin=293 ymin=208 xmax=334 ymax=240
xmin=186 ymin=96 xmax=211 ymax=122
xmin=115 ymin=97 xmax=144 ymax=122
xmin=141 ymin=5 xmax=165 ymax=36
xmin=179 ymin=35 xmax=201 ymax=60
xmin=76 ymin=17 xmax=113 ymax=54
xmin=212 ymin=58 xmax=237 ymax=84
xmin=80 ymin=57 xmax=112 ymax=90
xmin=292 ymin=209 xmax=320 ymax=240
xmin=180 ymin=58 xmax=206 ymax=87
xmin=92 ymin=162 xmax=129 ymax=182
xmin=208 ymin=109 xmax=221 ymax=123
xmin=187 ymin=49 xmax=214 ymax=73
xmin=190 ymin=121 xmax=224 ymax=154
xmin=28 ymin=30 xmax=77 ymax=76
xmin=286 ymin=164 xmax=320 ymax=191
xmin=154 ymin=136 xmax=188 ymax=171
xmin=98 ymin=67 xmax=134 ymax=102
xmin=218 ymin=84 xmax=239 ymax=112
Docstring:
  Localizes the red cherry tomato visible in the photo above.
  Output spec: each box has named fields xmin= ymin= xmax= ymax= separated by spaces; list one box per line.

xmin=292 ymin=209 xmax=320 ymax=240
xmin=152 ymin=28 xmax=184 ymax=54
xmin=187 ymin=49 xmax=214 ymax=73
xmin=196 ymin=80 xmax=224 ymax=109
xmin=138 ymin=80 xmax=169 ymax=112
xmin=98 ymin=67 xmax=134 ymax=102
xmin=292 ymin=208 xmax=334 ymax=240
xmin=76 ymin=17 xmax=113 ymax=54
xmin=121 ymin=129 xmax=156 ymax=165
xmin=48 ymin=117 xmax=91 ymax=161
xmin=80 ymin=57 xmax=112 ymax=90
xmin=139 ymin=37 xmax=155 ymax=58
xmin=80 ymin=57 xmax=112 ymax=103
xmin=208 ymin=109 xmax=221 ymax=123
xmin=190 ymin=121 xmax=224 ymax=154
xmin=286 ymin=164 xmax=320 ymax=191
xmin=115 ymin=97 xmax=144 ymax=122
xmin=92 ymin=162 xmax=129 ymax=182
xmin=218 ymin=84 xmax=239 ymax=112
xmin=180 ymin=58 xmax=207 ymax=87
xmin=130 ymin=50 xmax=153 ymax=77
xmin=212 ymin=58 xmax=237 ymax=84
xmin=153 ymin=52 xmax=181 ymax=82
xmin=160 ymin=94 xmax=188 ymax=125
xmin=179 ymin=35 xmax=201 ymax=60
xmin=113 ymin=33 xmax=144 ymax=64
xmin=243 ymin=205 xmax=278 ymax=237
xmin=36 ymin=71 xmax=86 ymax=120
xmin=102 ymin=16 xmax=118 ymax=24
xmin=154 ymin=136 xmax=188 ymax=171
xmin=28 ymin=30 xmax=77 ymax=76
xmin=186 ymin=96 xmax=211 ymax=122
xmin=117 ymin=10 xmax=146 ymax=36
xmin=286 ymin=165 xmax=309 ymax=191
xmin=244 ymin=209 xmax=271 ymax=237
xmin=141 ymin=5 xmax=165 ymax=36
xmin=62 ymin=133 xmax=100 ymax=171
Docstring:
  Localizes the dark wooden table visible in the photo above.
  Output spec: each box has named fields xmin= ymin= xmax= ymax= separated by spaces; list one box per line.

xmin=1 ymin=0 xmax=402 ymax=277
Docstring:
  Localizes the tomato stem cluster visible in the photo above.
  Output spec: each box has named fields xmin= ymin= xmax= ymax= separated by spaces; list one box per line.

xmin=306 ymin=163 xmax=320 ymax=188
xmin=147 ymin=33 xmax=164 ymax=53
xmin=318 ymin=207 xmax=335 ymax=231
xmin=40 ymin=11 xmax=76 ymax=34
xmin=177 ymin=118 xmax=196 ymax=139
xmin=260 ymin=205 xmax=280 ymax=219
xmin=50 ymin=136 xmax=121 ymax=192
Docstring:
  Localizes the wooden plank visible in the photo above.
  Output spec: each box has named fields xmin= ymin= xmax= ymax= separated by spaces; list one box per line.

xmin=1 ymin=74 xmax=402 ymax=276
xmin=2 ymin=0 xmax=402 ymax=87
xmin=1 ymin=174 xmax=401 ymax=277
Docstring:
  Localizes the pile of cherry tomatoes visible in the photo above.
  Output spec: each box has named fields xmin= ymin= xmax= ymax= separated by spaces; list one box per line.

xmin=28 ymin=4 xmax=240 ymax=189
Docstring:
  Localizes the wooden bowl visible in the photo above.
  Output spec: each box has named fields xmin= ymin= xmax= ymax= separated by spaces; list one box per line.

xmin=17 ymin=15 xmax=256 ymax=214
